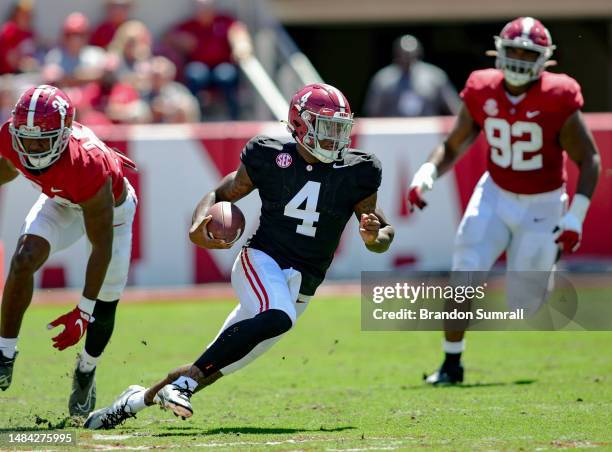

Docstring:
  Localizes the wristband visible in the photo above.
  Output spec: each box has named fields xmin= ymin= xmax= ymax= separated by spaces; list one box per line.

xmin=416 ymin=162 xmax=438 ymax=181
xmin=568 ymin=193 xmax=590 ymax=224
xmin=78 ymin=296 xmax=96 ymax=316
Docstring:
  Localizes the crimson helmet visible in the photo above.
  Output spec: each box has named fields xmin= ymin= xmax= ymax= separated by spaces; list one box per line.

xmin=9 ymin=85 xmax=75 ymax=170
xmin=287 ymin=83 xmax=354 ymax=163
xmin=494 ymin=17 xmax=555 ymax=86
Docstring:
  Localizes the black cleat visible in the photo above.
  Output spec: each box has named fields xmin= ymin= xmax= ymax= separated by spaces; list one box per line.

xmin=0 ymin=350 xmax=18 ymax=391
xmin=424 ymin=362 xmax=464 ymax=385
xmin=69 ymin=355 xmax=97 ymax=416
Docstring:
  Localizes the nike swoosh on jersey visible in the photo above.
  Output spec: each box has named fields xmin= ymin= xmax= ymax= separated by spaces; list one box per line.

xmin=332 ymin=163 xmax=351 ymax=169
xmin=50 ymin=187 xmax=63 ymax=193
xmin=526 ymin=111 xmax=540 ymax=118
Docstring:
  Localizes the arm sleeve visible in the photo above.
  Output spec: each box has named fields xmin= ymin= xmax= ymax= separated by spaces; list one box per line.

xmin=354 ymin=154 xmax=383 ymax=203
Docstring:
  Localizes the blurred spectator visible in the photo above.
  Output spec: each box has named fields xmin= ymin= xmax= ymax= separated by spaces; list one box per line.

xmin=90 ymin=0 xmax=133 ymax=49
xmin=43 ymin=13 xmax=106 ymax=87
xmin=364 ymin=35 xmax=461 ymax=117
xmin=78 ymin=53 xmax=151 ymax=125
xmin=142 ymin=56 xmax=200 ymax=123
xmin=167 ymin=0 xmax=253 ymax=120
xmin=0 ymin=0 xmax=37 ymax=74
xmin=0 ymin=75 xmax=18 ymax=122
xmin=107 ymin=20 xmax=152 ymax=89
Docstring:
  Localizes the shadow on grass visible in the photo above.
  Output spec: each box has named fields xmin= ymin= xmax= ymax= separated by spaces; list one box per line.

xmin=152 ymin=425 xmax=356 ymax=437
xmin=403 ymin=379 xmax=537 ymax=390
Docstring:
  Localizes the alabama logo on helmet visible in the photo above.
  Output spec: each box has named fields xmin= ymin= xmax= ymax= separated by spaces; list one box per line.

xmin=9 ymin=84 xmax=75 ymax=170
xmin=493 ymin=17 xmax=555 ymax=87
xmin=286 ymin=83 xmax=354 ymax=164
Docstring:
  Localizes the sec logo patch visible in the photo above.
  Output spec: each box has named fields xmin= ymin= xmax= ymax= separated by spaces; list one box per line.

xmin=276 ymin=153 xmax=293 ymax=168
xmin=483 ymin=98 xmax=498 ymax=116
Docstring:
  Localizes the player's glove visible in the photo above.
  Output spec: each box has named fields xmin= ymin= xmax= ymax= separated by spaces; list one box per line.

xmin=554 ymin=193 xmax=590 ymax=253
xmin=407 ymin=162 xmax=437 ymax=211
xmin=47 ymin=297 xmax=96 ymax=351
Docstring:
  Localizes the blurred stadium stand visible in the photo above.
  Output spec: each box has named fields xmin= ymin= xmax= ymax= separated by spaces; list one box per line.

xmin=1 ymin=0 xmax=610 ymax=114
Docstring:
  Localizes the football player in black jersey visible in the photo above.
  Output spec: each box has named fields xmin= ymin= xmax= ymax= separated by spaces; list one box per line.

xmin=85 ymin=83 xmax=394 ymax=429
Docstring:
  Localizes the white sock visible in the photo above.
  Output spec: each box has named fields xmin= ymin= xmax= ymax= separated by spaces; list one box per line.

xmin=127 ymin=390 xmax=148 ymax=413
xmin=0 ymin=337 xmax=18 ymax=359
xmin=172 ymin=376 xmax=198 ymax=392
xmin=78 ymin=350 xmax=99 ymax=373
xmin=443 ymin=339 xmax=465 ymax=354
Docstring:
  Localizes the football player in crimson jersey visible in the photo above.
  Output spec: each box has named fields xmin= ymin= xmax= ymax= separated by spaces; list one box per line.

xmin=84 ymin=83 xmax=394 ymax=429
xmin=0 ymin=85 xmax=138 ymax=416
xmin=407 ymin=17 xmax=601 ymax=385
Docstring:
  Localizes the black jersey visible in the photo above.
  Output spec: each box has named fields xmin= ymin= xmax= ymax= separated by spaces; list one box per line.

xmin=241 ymin=135 xmax=382 ymax=296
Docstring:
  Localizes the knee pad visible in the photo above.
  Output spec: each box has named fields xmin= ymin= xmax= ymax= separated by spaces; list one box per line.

xmin=253 ymin=309 xmax=292 ymax=338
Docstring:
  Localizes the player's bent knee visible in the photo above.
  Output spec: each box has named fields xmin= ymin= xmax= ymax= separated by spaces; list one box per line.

xmin=10 ymin=237 xmax=49 ymax=276
xmin=256 ymin=309 xmax=293 ymax=338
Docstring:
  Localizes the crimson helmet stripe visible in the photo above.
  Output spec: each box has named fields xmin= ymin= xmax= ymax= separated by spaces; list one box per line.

xmin=26 ymin=87 xmax=45 ymax=127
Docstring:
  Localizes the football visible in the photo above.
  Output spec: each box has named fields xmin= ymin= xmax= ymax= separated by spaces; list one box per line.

xmin=206 ymin=201 xmax=245 ymax=244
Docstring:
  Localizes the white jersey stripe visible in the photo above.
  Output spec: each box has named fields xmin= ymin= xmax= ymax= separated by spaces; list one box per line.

xmin=27 ymin=87 xmax=44 ymax=128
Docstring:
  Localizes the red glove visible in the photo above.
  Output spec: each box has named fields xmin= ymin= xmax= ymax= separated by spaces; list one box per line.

xmin=554 ymin=194 xmax=590 ymax=254
xmin=47 ymin=298 xmax=96 ymax=351
xmin=407 ymin=162 xmax=437 ymax=211
xmin=554 ymin=226 xmax=581 ymax=253
xmin=407 ymin=186 xmax=427 ymax=211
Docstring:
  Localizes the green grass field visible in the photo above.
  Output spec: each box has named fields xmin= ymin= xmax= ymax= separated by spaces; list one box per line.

xmin=1 ymin=296 xmax=611 ymax=451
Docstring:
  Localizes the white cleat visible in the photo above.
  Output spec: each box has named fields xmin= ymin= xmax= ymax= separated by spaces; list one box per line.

xmin=84 ymin=385 xmax=145 ymax=430
xmin=154 ymin=383 xmax=193 ymax=419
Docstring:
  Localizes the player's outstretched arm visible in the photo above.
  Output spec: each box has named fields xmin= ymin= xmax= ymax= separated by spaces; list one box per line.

xmin=189 ymin=164 xmax=255 ymax=249
xmin=555 ymin=111 xmax=601 ymax=253
xmin=354 ymin=192 xmax=394 ymax=253
xmin=408 ymin=104 xmax=480 ymax=210
xmin=48 ymin=179 xmax=114 ymax=350
xmin=0 ymin=157 xmax=18 ymax=186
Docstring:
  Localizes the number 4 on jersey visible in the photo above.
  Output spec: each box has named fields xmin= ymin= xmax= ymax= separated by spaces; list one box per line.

xmin=284 ymin=181 xmax=321 ymax=237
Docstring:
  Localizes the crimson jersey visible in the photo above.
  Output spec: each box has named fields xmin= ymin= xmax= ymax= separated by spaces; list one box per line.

xmin=0 ymin=121 xmax=131 ymax=206
xmin=461 ymin=69 xmax=583 ymax=194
